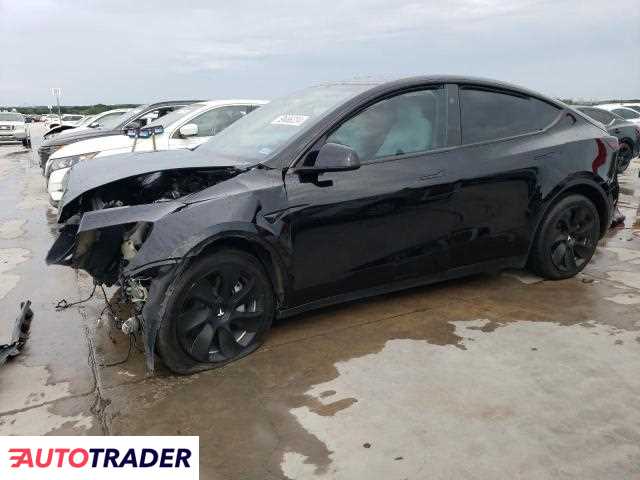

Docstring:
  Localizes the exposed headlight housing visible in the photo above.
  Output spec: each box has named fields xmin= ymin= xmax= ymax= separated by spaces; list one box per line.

xmin=49 ymin=152 xmax=99 ymax=172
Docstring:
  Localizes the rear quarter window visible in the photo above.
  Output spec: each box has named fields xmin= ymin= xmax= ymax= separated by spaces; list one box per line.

xmin=460 ymin=87 xmax=561 ymax=144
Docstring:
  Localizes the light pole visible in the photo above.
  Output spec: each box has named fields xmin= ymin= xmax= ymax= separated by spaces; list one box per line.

xmin=51 ymin=87 xmax=62 ymax=122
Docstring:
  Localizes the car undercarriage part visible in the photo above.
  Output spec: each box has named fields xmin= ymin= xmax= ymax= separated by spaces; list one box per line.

xmin=0 ymin=301 xmax=34 ymax=367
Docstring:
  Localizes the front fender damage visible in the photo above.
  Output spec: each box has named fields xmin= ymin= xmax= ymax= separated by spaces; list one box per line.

xmin=47 ymin=201 xmax=185 ymax=284
xmin=47 ymin=166 xmax=286 ymax=373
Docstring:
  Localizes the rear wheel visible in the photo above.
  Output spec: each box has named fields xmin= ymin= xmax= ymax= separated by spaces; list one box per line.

xmin=157 ymin=250 xmax=274 ymax=374
xmin=617 ymin=141 xmax=633 ymax=173
xmin=529 ymin=195 xmax=600 ymax=280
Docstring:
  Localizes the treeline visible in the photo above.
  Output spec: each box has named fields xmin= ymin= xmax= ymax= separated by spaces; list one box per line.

xmin=3 ymin=104 xmax=139 ymax=115
xmin=559 ymin=98 xmax=640 ymax=105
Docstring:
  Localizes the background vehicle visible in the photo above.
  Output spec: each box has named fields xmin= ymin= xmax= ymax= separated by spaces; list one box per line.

xmin=41 ymin=114 xmax=61 ymax=128
xmin=41 ymin=108 xmax=131 ymax=140
xmin=38 ymin=100 xmax=202 ymax=169
xmin=45 ymin=100 xmax=266 ymax=204
xmin=621 ymin=103 xmax=640 ymax=114
xmin=47 ymin=76 xmax=619 ymax=374
xmin=60 ymin=114 xmax=85 ymax=127
xmin=577 ymin=106 xmax=640 ymax=172
xmin=596 ymin=104 xmax=640 ymax=125
xmin=0 ymin=112 xmax=27 ymax=144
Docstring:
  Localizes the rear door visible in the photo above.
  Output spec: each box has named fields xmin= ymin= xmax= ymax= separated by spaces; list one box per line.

xmin=443 ymin=85 xmax=563 ymax=270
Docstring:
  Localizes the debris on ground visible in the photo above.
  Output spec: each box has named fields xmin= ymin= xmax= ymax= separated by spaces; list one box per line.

xmin=610 ymin=207 xmax=626 ymax=228
xmin=0 ymin=300 xmax=34 ymax=366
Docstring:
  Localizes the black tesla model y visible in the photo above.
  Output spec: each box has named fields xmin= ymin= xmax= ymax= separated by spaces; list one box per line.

xmin=48 ymin=76 xmax=619 ymax=373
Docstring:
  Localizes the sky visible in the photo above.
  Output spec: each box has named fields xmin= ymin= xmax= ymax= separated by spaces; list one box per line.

xmin=1 ymin=0 xmax=638 ymax=106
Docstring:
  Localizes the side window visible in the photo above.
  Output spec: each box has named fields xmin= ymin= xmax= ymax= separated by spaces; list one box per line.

xmin=187 ymin=105 xmax=255 ymax=137
xmin=460 ymin=87 xmax=561 ymax=144
xmin=326 ymin=88 xmax=448 ymax=162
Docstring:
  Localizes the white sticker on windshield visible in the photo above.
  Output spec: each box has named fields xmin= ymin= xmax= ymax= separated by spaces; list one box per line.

xmin=271 ymin=114 xmax=310 ymax=127
xmin=259 ymin=147 xmax=272 ymax=155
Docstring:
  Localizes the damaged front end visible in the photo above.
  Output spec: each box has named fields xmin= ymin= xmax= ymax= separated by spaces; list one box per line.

xmin=47 ymin=165 xmax=249 ymax=372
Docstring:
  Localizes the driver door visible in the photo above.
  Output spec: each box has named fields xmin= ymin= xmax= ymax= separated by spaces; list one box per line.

xmin=281 ymin=86 xmax=459 ymax=307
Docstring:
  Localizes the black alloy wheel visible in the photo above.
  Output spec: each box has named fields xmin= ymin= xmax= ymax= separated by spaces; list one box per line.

xmin=549 ymin=205 xmax=597 ymax=273
xmin=177 ymin=266 xmax=266 ymax=362
xmin=158 ymin=250 xmax=274 ymax=373
xmin=529 ymin=194 xmax=600 ymax=280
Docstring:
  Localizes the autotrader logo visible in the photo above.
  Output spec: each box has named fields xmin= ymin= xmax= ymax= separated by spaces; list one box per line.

xmin=1 ymin=436 xmax=198 ymax=479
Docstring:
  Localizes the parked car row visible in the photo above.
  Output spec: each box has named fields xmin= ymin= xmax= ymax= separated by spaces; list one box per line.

xmin=576 ymin=105 xmax=640 ymax=172
xmin=45 ymin=100 xmax=266 ymax=203
xmin=0 ymin=111 xmax=28 ymax=144
xmin=43 ymin=76 xmax=627 ymax=374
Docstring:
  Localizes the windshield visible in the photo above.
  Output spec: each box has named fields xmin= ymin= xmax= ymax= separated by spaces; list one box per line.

xmin=147 ymin=104 xmax=199 ymax=129
xmin=112 ymin=104 xmax=148 ymax=129
xmin=624 ymin=105 xmax=640 ymax=114
xmin=197 ymin=83 xmax=375 ymax=162
xmin=79 ymin=114 xmax=97 ymax=126
xmin=94 ymin=111 xmax=129 ymax=129
xmin=0 ymin=113 xmax=24 ymax=122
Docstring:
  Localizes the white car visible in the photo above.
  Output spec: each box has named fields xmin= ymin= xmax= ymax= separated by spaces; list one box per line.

xmin=42 ymin=114 xmax=62 ymax=128
xmin=60 ymin=114 xmax=85 ymax=127
xmin=596 ymin=104 xmax=640 ymax=125
xmin=0 ymin=112 xmax=27 ymax=144
xmin=46 ymin=99 xmax=267 ymax=204
xmin=42 ymin=108 xmax=131 ymax=140
xmin=621 ymin=103 xmax=640 ymax=114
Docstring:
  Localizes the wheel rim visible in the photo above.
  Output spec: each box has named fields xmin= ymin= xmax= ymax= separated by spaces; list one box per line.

xmin=176 ymin=264 xmax=266 ymax=363
xmin=618 ymin=144 xmax=632 ymax=169
xmin=550 ymin=205 xmax=597 ymax=273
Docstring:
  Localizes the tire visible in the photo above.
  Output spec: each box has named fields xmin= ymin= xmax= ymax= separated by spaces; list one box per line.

xmin=157 ymin=249 xmax=275 ymax=374
xmin=528 ymin=194 xmax=600 ymax=280
xmin=617 ymin=141 xmax=633 ymax=174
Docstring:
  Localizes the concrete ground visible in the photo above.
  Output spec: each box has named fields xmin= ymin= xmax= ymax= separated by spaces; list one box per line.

xmin=1 ymin=126 xmax=639 ymax=479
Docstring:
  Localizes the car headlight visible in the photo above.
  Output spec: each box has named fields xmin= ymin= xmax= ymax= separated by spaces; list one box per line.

xmin=49 ymin=152 xmax=99 ymax=172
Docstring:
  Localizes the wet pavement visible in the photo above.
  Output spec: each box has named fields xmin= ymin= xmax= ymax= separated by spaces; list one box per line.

xmin=1 ymin=127 xmax=639 ymax=479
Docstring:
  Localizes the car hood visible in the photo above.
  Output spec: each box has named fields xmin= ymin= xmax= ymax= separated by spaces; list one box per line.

xmin=58 ymin=148 xmax=257 ymax=219
xmin=49 ymin=133 xmax=149 ymax=160
xmin=41 ymin=127 xmax=119 ymax=147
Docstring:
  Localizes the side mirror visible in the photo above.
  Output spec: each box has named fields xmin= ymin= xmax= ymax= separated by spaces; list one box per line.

xmin=297 ymin=143 xmax=360 ymax=174
xmin=179 ymin=123 xmax=198 ymax=137
xmin=89 ymin=122 xmax=100 ymax=128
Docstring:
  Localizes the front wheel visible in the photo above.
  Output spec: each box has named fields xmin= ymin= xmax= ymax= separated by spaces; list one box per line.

xmin=157 ymin=250 xmax=275 ymax=374
xmin=528 ymin=195 xmax=600 ymax=280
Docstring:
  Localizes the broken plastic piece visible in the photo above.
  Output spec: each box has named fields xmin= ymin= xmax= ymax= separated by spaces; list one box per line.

xmin=0 ymin=301 xmax=34 ymax=366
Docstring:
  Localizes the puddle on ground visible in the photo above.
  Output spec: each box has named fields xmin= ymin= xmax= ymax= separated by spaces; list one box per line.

xmin=282 ymin=320 xmax=640 ymax=479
